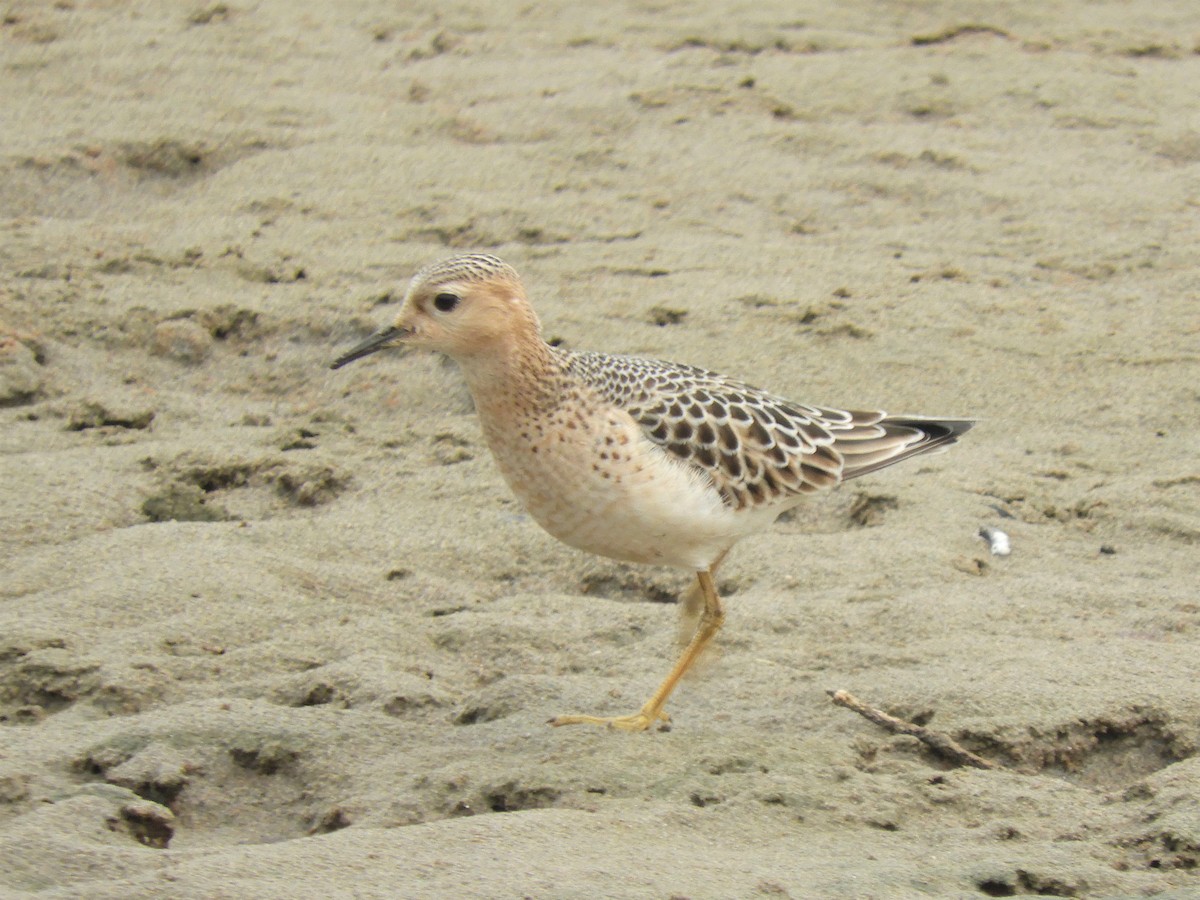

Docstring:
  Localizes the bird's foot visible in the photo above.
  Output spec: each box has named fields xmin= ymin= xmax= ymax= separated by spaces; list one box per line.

xmin=548 ymin=706 xmax=670 ymax=732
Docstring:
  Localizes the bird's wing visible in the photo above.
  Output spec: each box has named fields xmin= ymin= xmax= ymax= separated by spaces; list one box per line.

xmin=563 ymin=351 xmax=970 ymax=510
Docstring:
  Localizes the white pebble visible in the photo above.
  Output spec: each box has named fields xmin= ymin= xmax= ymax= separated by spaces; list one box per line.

xmin=979 ymin=526 xmax=1011 ymax=556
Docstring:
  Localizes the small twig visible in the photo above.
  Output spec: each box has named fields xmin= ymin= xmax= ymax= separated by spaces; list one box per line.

xmin=828 ymin=689 xmax=1000 ymax=770
xmin=910 ymin=24 xmax=1011 ymax=46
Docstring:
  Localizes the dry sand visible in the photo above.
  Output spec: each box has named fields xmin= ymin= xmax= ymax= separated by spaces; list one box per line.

xmin=2 ymin=1 xmax=1199 ymax=897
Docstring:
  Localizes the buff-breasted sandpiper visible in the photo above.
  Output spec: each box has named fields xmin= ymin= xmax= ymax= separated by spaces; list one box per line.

xmin=332 ymin=254 xmax=973 ymax=732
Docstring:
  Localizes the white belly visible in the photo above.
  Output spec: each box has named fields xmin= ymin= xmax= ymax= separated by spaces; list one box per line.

xmin=481 ymin=403 xmax=758 ymax=570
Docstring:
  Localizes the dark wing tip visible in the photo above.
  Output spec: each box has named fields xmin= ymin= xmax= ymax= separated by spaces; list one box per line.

xmin=886 ymin=416 xmax=976 ymax=442
xmin=839 ymin=415 xmax=975 ymax=481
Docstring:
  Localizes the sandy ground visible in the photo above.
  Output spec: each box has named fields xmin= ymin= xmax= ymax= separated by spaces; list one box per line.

xmin=2 ymin=1 xmax=1199 ymax=897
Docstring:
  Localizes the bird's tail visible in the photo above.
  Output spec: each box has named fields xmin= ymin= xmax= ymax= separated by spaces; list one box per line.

xmin=838 ymin=416 xmax=975 ymax=482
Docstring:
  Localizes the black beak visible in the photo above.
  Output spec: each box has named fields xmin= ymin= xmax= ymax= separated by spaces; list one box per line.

xmin=330 ymin=326 xmax=407 ymax=370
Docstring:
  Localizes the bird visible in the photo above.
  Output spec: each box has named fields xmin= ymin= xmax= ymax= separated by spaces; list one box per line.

xmin=331 ymin=254 xmax=973 ymax=732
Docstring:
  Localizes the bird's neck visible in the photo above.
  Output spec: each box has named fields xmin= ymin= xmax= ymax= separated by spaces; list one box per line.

xmin=455 ymin=334 xmax=569 ymax=422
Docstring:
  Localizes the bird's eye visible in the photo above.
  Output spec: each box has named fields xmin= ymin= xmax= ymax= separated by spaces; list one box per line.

xmin=432 ymin=292 xmax=461 ymax=313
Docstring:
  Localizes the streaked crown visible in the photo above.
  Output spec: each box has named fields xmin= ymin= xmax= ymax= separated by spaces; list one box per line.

xmin=411 ymin=254 xmax=521 ymax=291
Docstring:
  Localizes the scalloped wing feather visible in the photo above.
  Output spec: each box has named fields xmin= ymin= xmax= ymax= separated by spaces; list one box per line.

xmin=563 ymin=350 xmax=972 ymax=510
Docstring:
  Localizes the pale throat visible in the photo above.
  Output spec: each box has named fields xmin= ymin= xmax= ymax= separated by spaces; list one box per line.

xmin=453 ymin=328 xmax=566 ymax=424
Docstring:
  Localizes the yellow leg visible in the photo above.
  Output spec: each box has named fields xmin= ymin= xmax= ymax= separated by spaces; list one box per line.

xmin=677 ymin=548 xmax=730 ymax=645
xmin=550 ymin=568 xmax=725 ymax=732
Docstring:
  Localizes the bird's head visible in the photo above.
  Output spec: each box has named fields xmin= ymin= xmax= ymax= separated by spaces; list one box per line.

xmin=331 ymin=254 xmax=541 ymax=369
